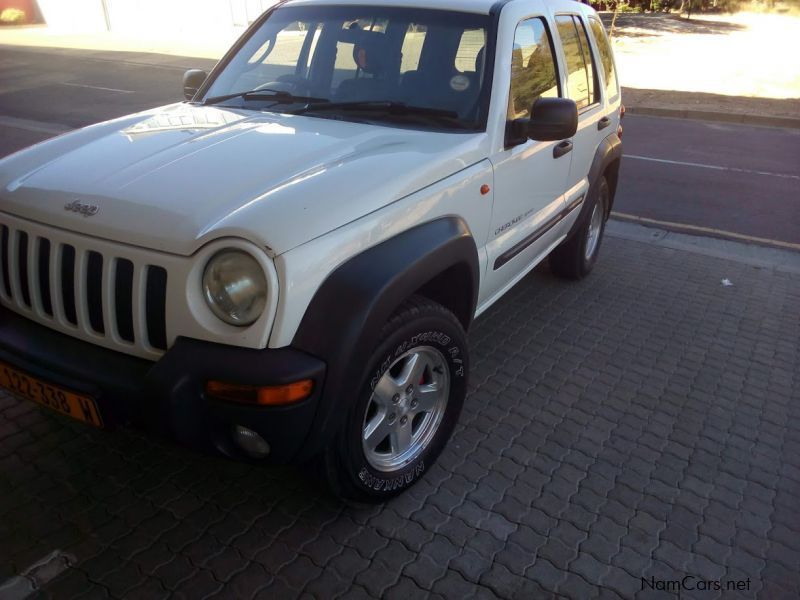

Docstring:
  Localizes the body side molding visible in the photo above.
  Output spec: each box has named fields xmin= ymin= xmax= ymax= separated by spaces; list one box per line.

xmin=493 ymin=194 xmax=584 ymax=270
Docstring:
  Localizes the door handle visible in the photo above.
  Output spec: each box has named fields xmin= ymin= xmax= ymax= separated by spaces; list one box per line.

xmin=553 ymin=140 xmax=573 ymax=159
xmin=598 ymin=116 xmax=611 ymax=130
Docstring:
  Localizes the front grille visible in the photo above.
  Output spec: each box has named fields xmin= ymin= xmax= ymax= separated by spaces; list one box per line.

xmin=0 ymin=219 xmax=169 ymax=356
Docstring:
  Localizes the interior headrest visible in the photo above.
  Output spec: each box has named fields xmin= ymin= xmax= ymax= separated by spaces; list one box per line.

xmin=353 ymin=35 xmax=389 ymax=75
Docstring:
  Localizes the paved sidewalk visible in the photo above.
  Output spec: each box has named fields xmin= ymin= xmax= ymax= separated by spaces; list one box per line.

xmin=1 ymin=230 xmax=799 ymax=599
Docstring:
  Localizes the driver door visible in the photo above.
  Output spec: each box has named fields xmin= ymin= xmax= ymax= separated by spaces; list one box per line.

xmin=480 ymin=16 xmax=572 ymax=306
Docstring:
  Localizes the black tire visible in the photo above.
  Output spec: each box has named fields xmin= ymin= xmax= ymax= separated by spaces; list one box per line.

xmin=550 ymin=175 xmax=610 ymax=280
xmin=322 ymin=295 xmax=468 ymax=502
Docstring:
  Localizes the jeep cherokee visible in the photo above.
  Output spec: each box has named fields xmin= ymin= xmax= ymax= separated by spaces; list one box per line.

xmin=0 ymin=0 xmax=622 ymax=500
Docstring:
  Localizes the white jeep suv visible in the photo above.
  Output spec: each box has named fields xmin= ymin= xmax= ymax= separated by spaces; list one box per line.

xmin=0 ymin=0 xmax=621 ymax=500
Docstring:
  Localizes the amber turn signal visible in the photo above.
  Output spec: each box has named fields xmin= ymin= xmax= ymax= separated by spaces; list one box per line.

xmin=205 ymin=379 xmax=313 ymax=405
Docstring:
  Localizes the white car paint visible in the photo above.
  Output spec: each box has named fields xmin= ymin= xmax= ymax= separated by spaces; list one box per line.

xmin=0 ymin=0 xmax=620 ymax=357
xmin=0 ymin=103 xmax=487 ymax=256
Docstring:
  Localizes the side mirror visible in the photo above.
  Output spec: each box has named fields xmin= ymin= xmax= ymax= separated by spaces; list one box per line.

xmin=526 ymin=98 xmax=578 ymax=141
xmin=183 ymin=69 xmax=207 ymax=101
xmin=506 ymin=97 xmax=578 ymax=145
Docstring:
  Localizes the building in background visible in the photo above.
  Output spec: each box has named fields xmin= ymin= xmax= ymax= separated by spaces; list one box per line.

xmin=24 ymin=0 xmax=279 ymax=34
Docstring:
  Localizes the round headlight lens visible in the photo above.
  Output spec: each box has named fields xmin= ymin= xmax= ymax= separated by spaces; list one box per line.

xmin=202 ymin=249 xmax=267 ymax=326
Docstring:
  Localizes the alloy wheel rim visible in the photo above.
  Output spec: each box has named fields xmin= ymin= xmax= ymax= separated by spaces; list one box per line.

xmin=585 ymin=199 xmax=604 ymax=261
xmin=362 ymin=346 xmax=450 ymax=472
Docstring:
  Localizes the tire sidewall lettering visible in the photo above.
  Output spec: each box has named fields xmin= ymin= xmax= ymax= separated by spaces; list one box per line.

xmin=358 ymin=460 xmax=426 ymax=492
xmin=369 ymin=330 xmax=464 ymax=392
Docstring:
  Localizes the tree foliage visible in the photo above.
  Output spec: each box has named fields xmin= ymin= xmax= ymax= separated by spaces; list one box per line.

xmin=591 ymin=0 xmax=793 ymax=14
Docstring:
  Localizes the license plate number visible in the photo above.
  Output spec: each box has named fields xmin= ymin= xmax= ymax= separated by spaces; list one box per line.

xmin=0 ymin=363 xmax=104 ymax=428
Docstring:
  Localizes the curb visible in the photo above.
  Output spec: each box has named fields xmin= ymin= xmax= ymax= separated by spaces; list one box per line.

xmin=611 ymin=212 xmax=800 ymax=252
xmin=625 ymin=105 xmax=800 ymax=129
xmin=606 ymin=218 xmax=800 ymax=275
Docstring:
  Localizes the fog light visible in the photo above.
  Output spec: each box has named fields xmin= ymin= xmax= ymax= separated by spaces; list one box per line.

xmin=232 ymin=425 xmax=270 ymax=459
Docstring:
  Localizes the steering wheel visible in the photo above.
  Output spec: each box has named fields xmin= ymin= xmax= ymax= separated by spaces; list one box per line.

xmin=256 ymin=76 xmax=311 ymax=96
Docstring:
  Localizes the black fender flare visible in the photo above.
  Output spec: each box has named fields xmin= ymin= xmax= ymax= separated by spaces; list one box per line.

xmin=291 ymin=217 xmax=479 ymax=460
xmin=566 ymin=133 xmax=622 ymax=239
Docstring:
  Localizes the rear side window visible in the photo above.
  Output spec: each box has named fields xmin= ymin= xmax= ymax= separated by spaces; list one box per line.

xmin=508 ymin=17 xmax=559 ymax=120
xmin=455 ymin=28 xmax=486 ymax=73
xmin=401 ymin=24 xmax=426 ymax=73
xmin=555 ymin=15 xmax=599 ymax=110
xmin=333 ymin=39 xmax=359 ymax=86
xmin=589 ymin=17 xmax=617 ymax=99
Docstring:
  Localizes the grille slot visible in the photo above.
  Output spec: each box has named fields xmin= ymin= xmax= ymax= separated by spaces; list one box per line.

xmin=86 ymin=251 xmax=104 ymax=333
xmin=145 ymin=266 xmax=168 ymax=351
xmin=17 ymin=231 xmax=31 ymax=307
xmin=61 ymin=244 xmax=78 ymax=325
xmin=115 ymin=259 xmax=135 ymax=343
xmin=0 ymin=217 xmax=172 ymax=358
xmin=1 ymin=226 xmax=11 ymax=298
xmin=37 ymin=238 xmax=53 ymax=316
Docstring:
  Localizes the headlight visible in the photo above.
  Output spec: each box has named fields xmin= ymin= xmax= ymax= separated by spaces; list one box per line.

xmin=202 ymin=249 xmax=267 ymax=326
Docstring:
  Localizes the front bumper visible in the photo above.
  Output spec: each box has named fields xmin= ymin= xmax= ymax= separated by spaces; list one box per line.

xmin=0 ymin=308 xmax=326 ymax=463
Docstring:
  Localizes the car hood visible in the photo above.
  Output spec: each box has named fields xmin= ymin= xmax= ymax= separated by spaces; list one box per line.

xmin=0 ymin=103 xmax=487 ymax=256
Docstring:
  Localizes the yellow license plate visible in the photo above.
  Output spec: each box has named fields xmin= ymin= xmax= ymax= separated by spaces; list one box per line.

xmin=0 ymin=362 xmax=104 ymax=428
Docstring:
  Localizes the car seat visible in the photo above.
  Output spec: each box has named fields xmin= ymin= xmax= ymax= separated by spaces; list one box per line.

xmin=399 ymin=45 xmax=485 ymax=118
xmin=335 ymin=35 xmax=391 ymax=102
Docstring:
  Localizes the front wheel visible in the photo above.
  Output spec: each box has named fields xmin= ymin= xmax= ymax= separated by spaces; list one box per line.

xmin=550 ymin=175 xmax=610 ymax=280
xmin=322 ymin=296 xmax=468 ymax=502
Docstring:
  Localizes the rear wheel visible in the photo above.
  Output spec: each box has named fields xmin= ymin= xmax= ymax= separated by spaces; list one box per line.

xmin=322 ymin=296 xmax=468 ymax=502
xmin=550 ymin=175 xmax=610 ymax=280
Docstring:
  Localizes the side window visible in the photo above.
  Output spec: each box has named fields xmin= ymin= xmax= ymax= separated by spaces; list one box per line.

xmin=508 ymin=17 xmax=559 ymax=120
xmin=305 ymin=26 xmax=322 ymax=71
xmin=401 ymin=24 xmax=427 ymax=74
xmin=455 ymin=28 xmax=486 ymax=73
xmin=236 ymin=22 xmax=321 ymax=90
xmin=589 ymin=17 xmax=617 ymax=99
xmin=555 ymin=15 xmax=598 ymax=110
xmin=333 ymin=38 xmax=359 ymax=86
xmin=574 ymin=18 xmax=599 ymax=104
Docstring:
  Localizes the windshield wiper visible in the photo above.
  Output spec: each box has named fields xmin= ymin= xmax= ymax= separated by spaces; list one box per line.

xmin=203 ymin=88 xmax=328 ymax=106
xmin=293 ymin=100 xmax=460 ymax=120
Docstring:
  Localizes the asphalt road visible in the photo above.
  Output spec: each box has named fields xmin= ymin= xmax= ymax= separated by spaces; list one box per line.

xmin=615 ymin=115 xmax=800 ymax=248
xmin=1 ymin=45 xmax=798 ymax=247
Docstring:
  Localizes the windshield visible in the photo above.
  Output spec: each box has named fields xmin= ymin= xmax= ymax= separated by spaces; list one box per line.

xmin=202 ymin=5 xmax=492 ymax=130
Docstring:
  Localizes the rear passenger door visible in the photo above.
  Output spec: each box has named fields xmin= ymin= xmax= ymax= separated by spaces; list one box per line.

xmin=554 ymin=14 xmax=605 ymax=203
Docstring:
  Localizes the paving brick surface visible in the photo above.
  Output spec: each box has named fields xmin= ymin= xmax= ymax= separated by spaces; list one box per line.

xmin=1 ymin=237 xmax=799 ymax=599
